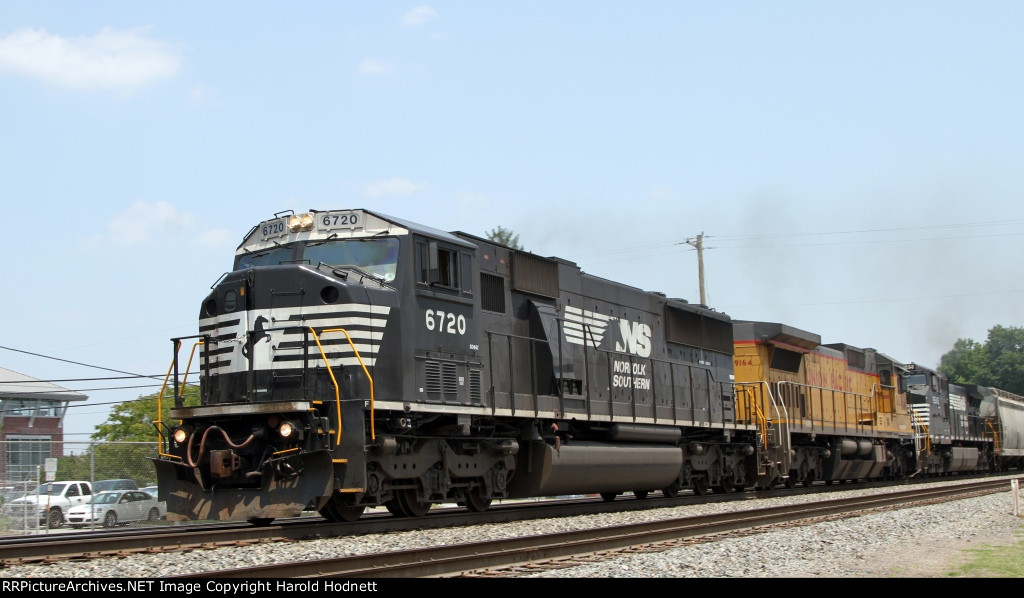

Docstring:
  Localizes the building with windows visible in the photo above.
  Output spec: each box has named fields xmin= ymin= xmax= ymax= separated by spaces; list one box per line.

xmin=0 ymin=367 xmax=87 ymax=482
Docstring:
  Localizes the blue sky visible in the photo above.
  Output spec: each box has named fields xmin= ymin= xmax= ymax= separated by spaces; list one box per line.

xmin=2 ymin=2 xmax=1022 ymax=442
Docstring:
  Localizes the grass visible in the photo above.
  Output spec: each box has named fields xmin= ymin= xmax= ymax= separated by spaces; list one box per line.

xmin=946 ymin=528 xmax=1024 ymax=577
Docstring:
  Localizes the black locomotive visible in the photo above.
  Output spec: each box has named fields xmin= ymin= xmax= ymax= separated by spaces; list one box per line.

xmin=152 ymin=209 xmax=1024 ymax=524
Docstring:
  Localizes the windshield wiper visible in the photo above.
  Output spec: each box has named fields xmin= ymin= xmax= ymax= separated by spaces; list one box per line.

xmin=306 ymin=233 xmax=338 ymax=248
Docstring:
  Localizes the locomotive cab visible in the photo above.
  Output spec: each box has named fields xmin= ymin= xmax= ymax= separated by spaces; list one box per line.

xmin=903 ymin=364 xmax=990 ymax=474
xmin=155 ymin=210 xmax=415 ymax=522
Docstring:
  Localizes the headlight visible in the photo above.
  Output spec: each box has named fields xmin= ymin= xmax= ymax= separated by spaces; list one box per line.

xmin=279 ymin=421 xmax=295 ymax=438
xmin=173 ymin=428 xmax=187 ymax=444
xmin=288 ymin=213 xmax=314 ymax=232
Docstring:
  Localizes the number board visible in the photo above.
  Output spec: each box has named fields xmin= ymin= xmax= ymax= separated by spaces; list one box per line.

xmin=317 ymin=211 xmax=363 ymax=232
xmin=259 ymin=217 xmax=290 ymax=241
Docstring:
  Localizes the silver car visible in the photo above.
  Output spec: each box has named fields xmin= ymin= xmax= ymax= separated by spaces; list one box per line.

xmin=66 ymin=490 xmax=165 ymax=528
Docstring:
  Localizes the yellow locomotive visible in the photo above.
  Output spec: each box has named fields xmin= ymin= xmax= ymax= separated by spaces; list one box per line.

xmin=732 ymin=321 xmax=914 ymax=487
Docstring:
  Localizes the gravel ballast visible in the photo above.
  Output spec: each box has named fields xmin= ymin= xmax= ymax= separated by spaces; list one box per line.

xmin=3 ymin=476 xmax=1021 ymax=578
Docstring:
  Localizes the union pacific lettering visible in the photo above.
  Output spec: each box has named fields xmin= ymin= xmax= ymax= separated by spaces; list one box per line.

xmin=804 ymin=368 xmax=854 ymax=391
xmin=803 ymin=351 xmax=862 ymax=391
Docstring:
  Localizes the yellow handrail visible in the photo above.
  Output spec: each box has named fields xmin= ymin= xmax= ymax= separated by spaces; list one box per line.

xmin=155 ymin=340 xmax=202 ymax=458
xmin=738 ymin=385 xmax=770 ymax=449
xmin=309 ymin=327 xmax=376 ymax=443
xmin=155 ymin=357 xmax=176 ymax=455
xmin=985 ymin=419 xmax=1001 ymax=453
xmin=179 ymin=340 xmax=204 ymax=400
xmin=910 ymin=411 xmax=932 ymax=456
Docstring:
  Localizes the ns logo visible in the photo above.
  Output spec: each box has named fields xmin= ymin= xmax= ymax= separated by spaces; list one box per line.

xmin=615 ymin=320 xmax=652 ymax=358
xmin=562 ymin=306 xmax=651 ymax=357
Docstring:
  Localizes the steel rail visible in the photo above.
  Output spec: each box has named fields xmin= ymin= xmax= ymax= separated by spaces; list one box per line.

xmin=0 ymin=494 xmax=724 ymax=564
xmin=167 ymin=478 xmax=1014 ymax=579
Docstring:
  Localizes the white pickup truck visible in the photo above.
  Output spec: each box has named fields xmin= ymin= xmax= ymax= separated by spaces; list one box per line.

xmin=1 ymin=481 xmax=93 ymax=529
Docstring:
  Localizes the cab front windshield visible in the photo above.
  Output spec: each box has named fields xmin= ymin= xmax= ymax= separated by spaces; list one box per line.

xmin=237 ymin=238 xmax=399 ymax=282
xmin=905 ymin=374 xmax=928 ymax=386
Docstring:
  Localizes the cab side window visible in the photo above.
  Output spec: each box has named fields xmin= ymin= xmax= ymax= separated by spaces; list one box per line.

xmin=416 ymin=238 xmax=464 ymax=291
xmin=434 ymin=246 xmax=458 ymax=288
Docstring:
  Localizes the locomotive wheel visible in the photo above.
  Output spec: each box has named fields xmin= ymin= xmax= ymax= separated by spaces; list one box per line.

xmin=385 ymin=497 xmax=407 ymax=517
xmin=600 ymin=492 xmax=618 ymax=502
xmin=662 ymin=484 xmax=680 ymax=498
xmin=395 ymin=489 xmax=431 ymax=517
xmin=691 ymin=477 xmax=708 ymax=496
xmin=319 ymin=494 xmax=366 ymax=523
xmin=464 ymin=488 xmax=492 ymax=513
xmin=334 ymin=505 xmax=366 ymax=522
xmin=633 ymin=490 xmax=649 ymax=500
xmin=716 ymin=475 xmax=736 ymax=494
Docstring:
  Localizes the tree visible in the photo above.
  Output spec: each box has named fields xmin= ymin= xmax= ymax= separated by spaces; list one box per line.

xmin=938 ymin=325 xmax=1024 ymax=394
xmin=55 ymin=444 xmax=160 ymax=487
xmin=983 ymin=325 xmax=1024 ymax=394
xmin=938 ymin=338 xmax=988 ymax=385
xmin=76 ymin=385 xmax=201 ymax=486
xmin=486 ymin=226 xmax=523 ymax=250
xmin=92 ymin=385 xmax=200 ymax=443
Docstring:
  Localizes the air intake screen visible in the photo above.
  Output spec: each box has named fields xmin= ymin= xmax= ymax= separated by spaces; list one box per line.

xmin=770 ymin=347 xmax=803 ymax=373
xmin=665 ymin=305 xmax=733 ymax=354
xmin=511 ymin=252 xmax=559 ymax=298
xmin=481 ymin=272 xmax=506 ymax=313
xmin=846 ymin=349 xmax=865 ymax=370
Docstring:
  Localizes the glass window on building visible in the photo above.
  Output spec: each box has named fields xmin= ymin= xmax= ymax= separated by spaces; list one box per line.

xmin=4 ymin=436 xmax=51 ymax=482
xmin=0 ymin=398 xmax=64 ymax=417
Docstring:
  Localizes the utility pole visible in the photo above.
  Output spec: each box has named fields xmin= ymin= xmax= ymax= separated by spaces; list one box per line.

xmin=685 ymin=233 xmax=706 ymax=306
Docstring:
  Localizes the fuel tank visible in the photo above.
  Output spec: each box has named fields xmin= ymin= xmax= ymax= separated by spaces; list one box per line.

xmin=507 ymin=440 xmax=682 ymax=498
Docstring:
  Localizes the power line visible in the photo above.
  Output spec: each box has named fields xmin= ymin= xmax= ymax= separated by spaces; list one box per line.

xmin=0 ymin=345 xmax=165 ymax=382
xmin=710 ymin=218 xmax=1024 ymax=243
xmin=0 ymin=375 xmax=167 ymax=384
xmin=568 ymin=218 xmax=1024 ymax=264
xmin=0 ymin=383 xmax=179 ymax=396
xmin=0 ymin=388 xmax=198 ymax=417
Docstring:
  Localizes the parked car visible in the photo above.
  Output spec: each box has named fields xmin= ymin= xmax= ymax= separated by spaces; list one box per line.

xmin=92 ymin=479 xmax=139 ymax=493
xmin=140 ymin=486 xmax=167 ymax=515
xmin=0 ymin=487 xmax=30 ymax=506
xmin=66 ymin=490 xmax=165 ymax=528
xmin=1 ymin=481 xmax=93 ymax=529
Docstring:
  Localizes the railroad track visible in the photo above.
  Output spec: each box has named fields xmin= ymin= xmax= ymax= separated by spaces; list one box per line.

xmin=0 ymin=492 xmax=748 ymax=565
xmin=162 ymin=478 xmax=1012 ymax=579
xmin=1 ymin=475 xmax=1015 ymax=575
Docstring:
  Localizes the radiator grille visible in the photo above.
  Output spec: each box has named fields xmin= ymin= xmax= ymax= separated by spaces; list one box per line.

xmin=424 ymin=360 xmax=460 ymax=401
xmin=469 ymin=369 xmax=482 ymax=403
